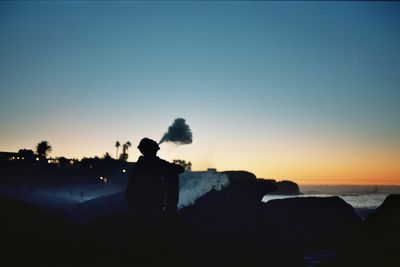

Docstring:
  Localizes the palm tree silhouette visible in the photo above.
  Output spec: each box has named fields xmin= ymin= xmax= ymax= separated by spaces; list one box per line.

xmin=120 ymin=141 xmax=132 ymax=161
xmin=36 ymin=141 xmax=52 ymax=158
xmin=125 ymin=141 xmax=131 ymax=155
xmin=115 ymin=141 xmax=121 ymax=159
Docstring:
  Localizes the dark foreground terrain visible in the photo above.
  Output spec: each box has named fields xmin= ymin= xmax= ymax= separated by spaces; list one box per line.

xmin=1 ymin=173 xmax=399 ymax=267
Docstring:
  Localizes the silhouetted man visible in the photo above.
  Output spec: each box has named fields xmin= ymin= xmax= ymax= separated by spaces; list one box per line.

xmin=126 ymin=138 xmax=184 ymax=219
xmin=125 ymin=138 xmax=184 ymax=266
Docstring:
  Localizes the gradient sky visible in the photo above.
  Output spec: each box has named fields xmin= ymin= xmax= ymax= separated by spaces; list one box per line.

xmin=1 ymin=1 xmax=399 ymax=185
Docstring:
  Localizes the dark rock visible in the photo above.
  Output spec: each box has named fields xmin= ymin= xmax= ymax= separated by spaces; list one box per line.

xmin=179 ymin=186 xmax=333 ymax=267
xmin=178 ymin=174 xmax=282 ymax=267
xmin=180 ymin=204 xmax=278 ymax=266
xmin=73 ymin=190 xmax=130 ymax=223
xmin=178 ymin=177 xmax=355 ymax=267
xmin=258 ymin=178 xmax=301 ymax=195
xmin=0 ymin=194 xmax=74 ymax=266
xmin=334 ymin=194 xmax=400 ymax=267
xmin=77 ymin=204 xmax=188 ymax=267
xmin=269 ymin=180 xmax=300 ymax=195
xmin=256 ymin=178 xmax=279 ymax=198
xmin=222 ymin=170 xmax=257 ymax=182
xmin=76 ymin=190 xmax=361 ymax=267
xmin=367 ymin=194 xmax=400 ymax=223
xmin=222 ymin=171 xmax=277 ymax=203
xmin=260 ymin=197 xmax=359 ymax=251
xmin=262 ymin=178 xmax=277 ymax=183
xmin=0 ymin=194 xmax=45 ymax=226
xmin=354 ymin=207 xmax=375 ymax=220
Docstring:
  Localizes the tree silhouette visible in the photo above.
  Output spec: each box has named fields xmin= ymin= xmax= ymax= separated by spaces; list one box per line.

xmin=125 ymin=141 xmax=131 ymax=155
xmin=173 ymin=159 xmax=192 ymax=172
xmin=119 ymin=141 xmax=132 ymax=161
xmin=36 ymin=141 xmax=52 ymax=158
xmin=115 ymin=141 xmax=120 ymax=159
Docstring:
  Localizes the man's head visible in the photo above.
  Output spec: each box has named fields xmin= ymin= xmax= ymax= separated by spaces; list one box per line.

xmin=137 ymin=138 xmax=160 ymax=156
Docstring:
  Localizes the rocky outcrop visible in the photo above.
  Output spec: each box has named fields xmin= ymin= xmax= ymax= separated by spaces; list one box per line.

xmin=366 ymin=194 xmax=400 ymax=223
xmin=75 ymin=188 xmax=361 ymax=267
xmin=256 ymin=178 xmax=279 ymax=198
xmin=270 ymin=180 xmax=300 ymax=195
xmin=0 ymin=194 xmax=74 ymax=266
xmin=206 ymin=171 xmax=300 ymax=199
xmin=179 ymin=193 xmax=358 ymax=266
xmin=73 ymin=190 xmax=129 ymax=223
xmin=222 ymin=171 xmax=277 ymax=203
xmin=7 ymin=172 xmax=384 ymax=267
xmin=334 ymin=194 xmax=400 ymax=267
xmin=259 ymin=178 xmax=301 ymax=195
xmin=260 ymin=197 xmax=358 ymax=250
xmin=222 ymin=170 xmax=257 ymax=182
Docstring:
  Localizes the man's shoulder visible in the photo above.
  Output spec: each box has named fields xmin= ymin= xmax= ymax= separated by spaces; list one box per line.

xmin=155 ymin=156 xmax=168 ymax=163
xmin=139 ymin=156 xmax=169 ymax=167
xmin=134 ymin=156 xmax=144 ymax=166
xmin=154 ymin=157 xmax=173 ymax=167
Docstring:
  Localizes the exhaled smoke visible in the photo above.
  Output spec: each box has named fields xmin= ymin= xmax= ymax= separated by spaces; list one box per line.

xmin=159 ymin=118 xmax=193 ymax=145
xmin=178 ymin=171 xmax=230 ymax=208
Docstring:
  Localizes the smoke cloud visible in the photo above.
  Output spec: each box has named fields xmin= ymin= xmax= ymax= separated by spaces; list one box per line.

xmin=178 ymin=171 xmax=230 ymax=208
xmin=159 ymin=118 xmax=193 ymax=145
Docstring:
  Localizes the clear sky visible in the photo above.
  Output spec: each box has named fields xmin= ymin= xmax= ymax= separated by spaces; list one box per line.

xmin=1 ymin=1 xmax=399 ymax=185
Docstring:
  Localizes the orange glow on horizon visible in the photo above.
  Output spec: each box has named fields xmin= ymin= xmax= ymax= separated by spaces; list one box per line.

xmin=1 ymin=132 xmax=399 ymax=186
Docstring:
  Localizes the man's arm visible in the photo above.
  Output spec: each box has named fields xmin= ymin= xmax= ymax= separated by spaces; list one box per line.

xmin=161 ymin=159 xmax=185 ymax=176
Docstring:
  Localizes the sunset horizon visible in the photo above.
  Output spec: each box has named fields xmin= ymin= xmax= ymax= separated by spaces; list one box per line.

xmin=1 ymin=137 xmax=398 ymax=186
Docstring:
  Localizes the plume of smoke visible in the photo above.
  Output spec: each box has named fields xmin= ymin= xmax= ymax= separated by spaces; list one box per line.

xmin=178 ymin=171 xmax=230 ymax=208
xmin=159 ymin=118 xmax=193 ymax=145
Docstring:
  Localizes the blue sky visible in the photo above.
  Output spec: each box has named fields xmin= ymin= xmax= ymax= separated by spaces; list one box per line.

xmin=1 ymin=1 xmax=399 ymax=184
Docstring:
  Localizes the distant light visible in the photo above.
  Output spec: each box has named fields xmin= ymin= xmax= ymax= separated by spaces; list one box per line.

xmin=21 ymin=157 xmax=24 ymax=160
xmin=103 ymin=178 xmax=108 ymax=183
xmin=17 ymin=157 xmax=20 ymax=160
xmin=36 ymin=157 xmax=40 ymax=161
xmin=122 ymin=169 xmax=126 ymax=173
xmin=69 ymin=160 xmax=74 ymax=164
xmin=48 ymin=160 xmax=52 ymax=163
xmin=99 ymin=176 xmax=103 ymax=180
xmin=11 ymin=157 xmax=15 ymax=160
